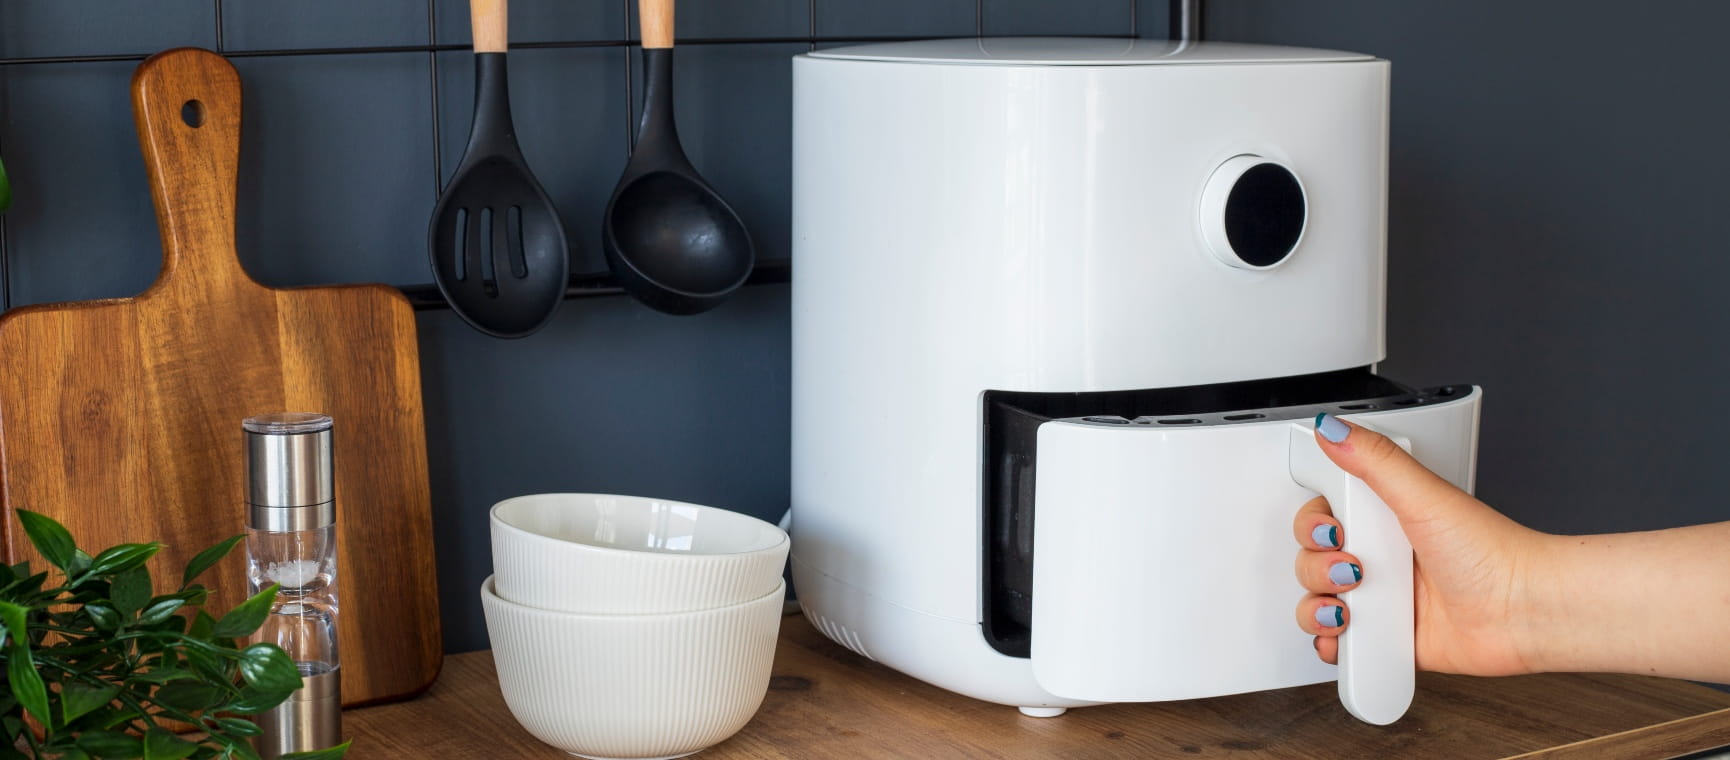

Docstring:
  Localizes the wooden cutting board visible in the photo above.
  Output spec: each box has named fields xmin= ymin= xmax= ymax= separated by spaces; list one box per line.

xmin=0 ymin=48 xmax=441 ymax=706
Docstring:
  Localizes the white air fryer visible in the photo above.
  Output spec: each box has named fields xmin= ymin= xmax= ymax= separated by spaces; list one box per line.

xmin=789 ymin=38 xmax=1481 ymax=725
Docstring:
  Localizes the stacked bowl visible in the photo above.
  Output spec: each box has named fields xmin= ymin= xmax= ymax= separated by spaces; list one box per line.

xmin=482 ymin=493 xmax=790 ymax=760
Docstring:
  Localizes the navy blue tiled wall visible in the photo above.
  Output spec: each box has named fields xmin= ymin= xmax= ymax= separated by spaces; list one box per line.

xmin=233 ymin=53 xmax=435 ymax=288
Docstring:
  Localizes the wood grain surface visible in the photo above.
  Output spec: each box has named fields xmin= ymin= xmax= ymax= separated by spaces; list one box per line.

xmin=343 ymin=615 xmax=1730 ymax=759
xmin=640 ymin=0 xmax=675 ymax=49
xmin=0 ymin=47 xmax=441 ymax=706
xmin=469 ymin=0 xmax=507 ymax=54
xmin=1509 ymin=708 xmax=1730 ymax=759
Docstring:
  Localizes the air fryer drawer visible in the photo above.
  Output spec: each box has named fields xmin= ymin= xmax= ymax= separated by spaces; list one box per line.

xmin=979 ymin=367 xmax=1477 ymax=660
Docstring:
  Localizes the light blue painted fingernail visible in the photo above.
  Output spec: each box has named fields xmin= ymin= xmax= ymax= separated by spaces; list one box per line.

xmin=1315 ymin=604 xmax=1344 ymax=628
xmin=1315 ymin=412 xmax=1350 ymax=444
xmin=1311 ymin=524 xmax=1339 ymax=548
xmin=1328 ymin=562 xmax=1363 ymax=586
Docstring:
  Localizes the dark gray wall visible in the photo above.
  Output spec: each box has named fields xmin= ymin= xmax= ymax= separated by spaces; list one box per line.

xmin=4 ymin=2 xmax=1725 ymax=655
xmin=1207 ymin=1 xmax=1730 ymax=538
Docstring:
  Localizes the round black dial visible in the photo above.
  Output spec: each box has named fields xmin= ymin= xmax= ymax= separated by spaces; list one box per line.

xmin=1222 ymin=163 xmax=1306 ymax=268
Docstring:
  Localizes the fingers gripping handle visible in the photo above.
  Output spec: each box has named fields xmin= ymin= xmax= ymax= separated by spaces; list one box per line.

xmin=1288 ymin=423 xmax=1415 ymax=725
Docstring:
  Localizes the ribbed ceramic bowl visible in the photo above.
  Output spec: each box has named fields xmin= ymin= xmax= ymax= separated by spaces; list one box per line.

xmin=491 ymin=493 xmax=788 ymax=614
xmin=481 ymin=575 xmax=783 ymax=760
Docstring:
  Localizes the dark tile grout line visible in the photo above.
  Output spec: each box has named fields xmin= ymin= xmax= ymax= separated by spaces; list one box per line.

xmin=0 ymin=31 xmax=1147 ymax=67
xmin=213 ymin=0 xmax=225 ymax=53
xmin=622 ymin=0 xmax=635 ymax=156
xmin=427 ymin=0 xmax=444 ymax=199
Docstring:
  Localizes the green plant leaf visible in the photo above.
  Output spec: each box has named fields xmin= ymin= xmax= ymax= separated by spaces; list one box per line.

xmin=280 ymin=741 xmax=350 ymax=760
xmin=237 ymin=644 xmax=302 ymax=694
xmin=221 ymin=685 xmax=294 ymax=716
xmin=88 ymin=543 xmax=162 ymax=578
xmin=223 ymin=738 xmax=262 ymax=760
xmin=182 ymin=535 xmax=243 ymax=589
xmin=138 ymin=598 xmax=186 ymax=627
xmin=212 ymin=584 xmax=277 ymax=639
xmin=68 ymin=549 xmax=94 ymax=579
xmin=60 ymin=681 xmax=121 ymax=724
xmin=152 ymin=682 xmax=225 ymax=712
xmin=169 ymin=585 xmax=210 ymax=607
xmin=0 ymin=571 xmax=48 ymax=604
xmin=112 ymin=565 xmax=153 ymax=617
xmin=0 ymin=600 xmax=27 ymax=648
xmin=15 ymin=510 xmax=76 ymax=573
xmin=188 ymin=610 xmax=215 ymax=639
xmin=6 ymin=643 xmax=51 ymax=727
xmin=60 ymin=749 xmax=93 ymax=760
xmin=76 ymin=730 xmax=143 ymax=758
xmin=83 ymin=706 xmax=129 ymax=731
xmin=184 ymin=646 xmax=232 ymax=688
xmin=213 ymin=717 xmax=262 ymax=738
xmin=129 ymin=667 xmax=194 ymax=685
xmin=144 ymin=727 xmax=198 ymax=760
xmin=0 ymin=748 xmax=31 ymax=760
xmin=159 ymin=611 xmax=189 ymax=635
xmin=84 ymin=603 xmax=122 ymax=632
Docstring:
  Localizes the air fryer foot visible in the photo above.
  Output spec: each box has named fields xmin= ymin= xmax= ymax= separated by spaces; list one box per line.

xmin=1018 ymin=706 xmax=1067 ymax=718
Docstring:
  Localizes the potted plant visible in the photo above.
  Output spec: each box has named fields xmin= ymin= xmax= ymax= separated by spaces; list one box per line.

xmin=1 ymin=510 xmax=349 ymax=759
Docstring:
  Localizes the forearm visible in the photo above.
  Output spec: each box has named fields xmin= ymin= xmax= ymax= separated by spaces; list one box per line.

xmin=1518 ymin=521 xmax=1730 ymax=682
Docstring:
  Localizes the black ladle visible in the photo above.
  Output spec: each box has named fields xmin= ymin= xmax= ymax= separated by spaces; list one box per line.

xmin=602 ymin=0 xmax=754 ymax=316
xmin=428 ymin=0 xmax=570 ymax=338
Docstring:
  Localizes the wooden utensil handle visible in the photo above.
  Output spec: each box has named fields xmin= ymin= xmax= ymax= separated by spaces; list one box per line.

xmin=640 ymin=0 xmax=674 ymax=49
xmin=131 ymin=47 xmax=250 ymax=293
xmin=471 ymin=0 xmax=507 ymax=53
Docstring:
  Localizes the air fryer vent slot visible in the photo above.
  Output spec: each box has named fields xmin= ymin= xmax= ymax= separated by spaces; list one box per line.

xmin=803 ymin=604 xmax=874 ymax=661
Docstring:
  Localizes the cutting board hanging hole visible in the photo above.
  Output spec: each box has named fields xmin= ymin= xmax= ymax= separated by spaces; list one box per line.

xmin=181 ymin=100 xmax=204 ymax=128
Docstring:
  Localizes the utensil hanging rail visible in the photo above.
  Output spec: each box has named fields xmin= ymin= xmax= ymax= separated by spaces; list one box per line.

xmin=397 ymin=260 xmax=790 ymax=311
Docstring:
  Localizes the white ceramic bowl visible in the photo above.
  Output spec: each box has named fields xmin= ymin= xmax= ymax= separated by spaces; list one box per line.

xmin=491 ymin=493 xmax=789 ymax=614
xmin=481 ymin=575 xmax=783 ymax=760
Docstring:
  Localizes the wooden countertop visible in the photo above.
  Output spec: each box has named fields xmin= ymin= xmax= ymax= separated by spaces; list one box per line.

xmin=344 ymin=614 xmax=1730 ymax=759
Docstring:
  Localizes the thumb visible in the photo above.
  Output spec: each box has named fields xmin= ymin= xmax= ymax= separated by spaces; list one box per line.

xmin=1312 ymin=412 xmax=1475 ymax=528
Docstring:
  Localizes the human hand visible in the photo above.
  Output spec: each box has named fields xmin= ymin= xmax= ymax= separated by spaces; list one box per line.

xmin=1292 ymin=413 xmax=1543 ymax=676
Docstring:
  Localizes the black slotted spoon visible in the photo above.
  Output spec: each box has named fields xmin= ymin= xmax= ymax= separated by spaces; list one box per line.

xmin=428 ymin=0 xmax=569 ymax=338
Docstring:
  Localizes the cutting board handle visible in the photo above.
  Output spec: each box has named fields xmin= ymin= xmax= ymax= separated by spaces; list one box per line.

xmin=132 ymin=48 xmax=254 ymax=295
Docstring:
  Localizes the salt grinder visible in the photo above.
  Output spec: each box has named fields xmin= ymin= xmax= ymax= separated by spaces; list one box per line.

xmin=244 ymin=413 xmax=342 ymax=758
